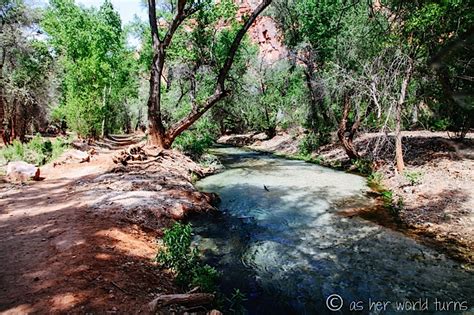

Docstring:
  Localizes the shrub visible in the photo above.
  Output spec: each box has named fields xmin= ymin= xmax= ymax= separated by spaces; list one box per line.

xmin=173 ymin=118 xmax=218 ymax=159
xmin=298 ymin=132 xmax=329 ymax=155
xmin=353 ymin=159 xmax=373 ymax=175
xmin=156 ymin=222 xmax=219 ymax=292
xmin=173 ymin=131 xmax=213 ymax=159
xmin=430 ymin=117 xmax=451 ymax=131
xmin=367 ymin=172 xmax=384 ymax=190
xmin=191 ymin=264 xmax=219 ymax=293
xmin=403 ymin=170 xmax=423 ymax=186
xmin=0 ymin=135 xmax=70 ymax=166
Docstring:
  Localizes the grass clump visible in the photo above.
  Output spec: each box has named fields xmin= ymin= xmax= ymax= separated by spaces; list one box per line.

xmin=403 ymin=170 xmax=423 ymax=186
xmin=0 ymin=134 xmax=70 ymax=166
xmin=226 ymin=288 xmax=248 ymax=314
xmin=367 ymin=172 xmax=384 ymax=190
xmin=156 ymin=222 xmax=219 ymax=293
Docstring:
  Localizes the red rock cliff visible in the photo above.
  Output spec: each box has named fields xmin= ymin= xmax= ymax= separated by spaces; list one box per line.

xmin=235 ymin=0 xmax=287 ymax=62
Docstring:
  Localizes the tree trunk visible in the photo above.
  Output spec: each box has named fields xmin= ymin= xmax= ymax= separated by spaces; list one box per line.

xmin=146 ymin=0 xmax=173 ymax=148
xmin=146 ymin=46 xmax=168 ymax=147
xmin=395 ymin=58 xmax=414 ymax=173
xmin=0 ymin=46 xmax=6 ymax=145
xmin=337 ymin=92 xmax=359 ymax=160
xmin=146 ymin=0 xmax=272 ymax=148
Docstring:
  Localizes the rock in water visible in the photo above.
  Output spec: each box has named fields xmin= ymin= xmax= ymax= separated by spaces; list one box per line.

xmin=7 ymin=161 xmax=40 ymax=182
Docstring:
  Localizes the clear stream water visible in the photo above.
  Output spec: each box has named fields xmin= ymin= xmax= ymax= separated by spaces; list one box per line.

xmin=191 ymin=147 xmax=473 ymax=314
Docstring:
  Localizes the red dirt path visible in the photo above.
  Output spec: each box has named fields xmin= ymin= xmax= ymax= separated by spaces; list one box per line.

xmin=0 ymin=142 xmax=175 ymax=314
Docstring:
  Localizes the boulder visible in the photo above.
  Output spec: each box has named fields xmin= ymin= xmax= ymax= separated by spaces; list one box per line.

xmin=7 ymin=161 xmax=40 ymax=182
xmin=217 ymin=133 xmax=257 ymax=146
xmin=54 ymin=149 xmax=91 ymax=166
xmin=252 ymin=132 xmax=269 ymax=141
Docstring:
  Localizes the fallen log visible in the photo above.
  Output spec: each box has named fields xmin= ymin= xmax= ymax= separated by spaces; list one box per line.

xmin=148 ymin=293 xmax=214 ymax=313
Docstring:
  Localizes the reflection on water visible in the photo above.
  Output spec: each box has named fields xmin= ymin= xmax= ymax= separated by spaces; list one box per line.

xmin=191 ymin=147 xmax=473 ymax=314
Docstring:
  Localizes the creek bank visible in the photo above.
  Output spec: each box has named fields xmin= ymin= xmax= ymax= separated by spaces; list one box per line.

xmin=218 ymin=131 xmax=474 ymax=265
xmin=87 ymin=144 xmax=220 ymax=226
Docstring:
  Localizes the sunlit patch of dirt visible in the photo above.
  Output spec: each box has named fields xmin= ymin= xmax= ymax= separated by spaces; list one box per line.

xmin=0 ymin=136 xmax=218 ymax=313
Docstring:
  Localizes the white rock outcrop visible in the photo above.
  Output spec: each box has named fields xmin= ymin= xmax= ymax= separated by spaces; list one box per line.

xmin=6 ymin=161 xmax=40 ymax=182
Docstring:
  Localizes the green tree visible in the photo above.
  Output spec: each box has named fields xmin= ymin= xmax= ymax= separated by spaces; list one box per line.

xmin=144 ymin=0 xmax=272 ymax=148
xmin=1 ymin=0 xmax=55 ymax=143
xmin=271 ymin=0 xmax=355 ymax=147
xmin=43 ymin=0 xmax=139 ymax=138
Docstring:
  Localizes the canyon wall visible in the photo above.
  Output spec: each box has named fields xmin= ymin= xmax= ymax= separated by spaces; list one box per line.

xmin=235 ymin=0 xmax=287 ymax=63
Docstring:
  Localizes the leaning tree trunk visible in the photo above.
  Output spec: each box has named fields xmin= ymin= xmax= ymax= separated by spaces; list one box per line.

xmin=337 ymin=92 xmax=359 ymax=160
xmin=146 ymin=0 xmax=272 ymax=149
xmin=395 ymin=58 xmax=414 ymax=173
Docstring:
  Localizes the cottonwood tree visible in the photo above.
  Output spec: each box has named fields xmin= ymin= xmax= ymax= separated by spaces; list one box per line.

xmin=371 ymin=0 xmax=473 ymax=171
xmin=327 ymin=3 xmax=417 ymax=170
xmin=145 ymin=0 xmax=272 ymax=148
xmin=272 ymin=0 xmax=351 ymax=147
xmin=1 ymin=0 xmax=55 ymax=144
xmin=43 ymin=0 xmax=138 ymax=138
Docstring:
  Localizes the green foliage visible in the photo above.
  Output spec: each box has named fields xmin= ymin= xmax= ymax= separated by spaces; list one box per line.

xmin=43 ymin=0 xmax=139 ymax=138
xmin=0 ymin=1 xmax=56 ymax=139
xmin=430 ymin=117 xmax=451 ymax=131
xmin=381 ymin=190 xmax=394 ymax=208
xmin=380 ymin=189 xmax=403 ymax=217
xmin=226 ymin=288 xmax=248 ymax=314
xmin=156 ymin=222 xmax=219 ymax=292
xmin=367 ymin=172 xmax=384 ymax=190
xmin=172 ymin=118 xmax=219 ymax=159
xmin=352 ymin=159 xmax=373 ymax=176
xmin=298 ymin=131 xmax=330 ymax=156
xmin=156 ymin=222 xmax=195 ymax=276
xmin=0 ymin=135 xmax=70 ymax=166
xmin=403 ymin=170 xmax=423 ymax=186
xmin=212 ymin=59 xmax=307 ymax=136
xmin=298 ymin=134 xmax=316 ymax=156
xmin=273 ymin=0 xmax=346 ymax=64
xmin=191 ymin=264 xmax=219 ymax=293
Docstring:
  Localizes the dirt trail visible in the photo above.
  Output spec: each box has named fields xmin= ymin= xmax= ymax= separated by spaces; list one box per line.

xmin=0 ymin=137 xmax=176 ymax=314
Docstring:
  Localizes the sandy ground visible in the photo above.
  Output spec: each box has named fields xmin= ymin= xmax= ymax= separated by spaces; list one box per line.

xmin=225 ymin=130 xmax=474 ymax=265
xmin=0 ymin=137 xmax=216 ymax=314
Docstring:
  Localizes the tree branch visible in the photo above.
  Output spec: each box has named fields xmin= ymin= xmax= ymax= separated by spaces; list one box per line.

xmin=166 ymin=0 xmax=273 ymax=142
xmin=216 ymin=0 xmax=272 ymax=92
xmin=147 ymin=0 xmax=161 ymax=44
xmin=163 ymin=0 xmax=199 ymax=48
